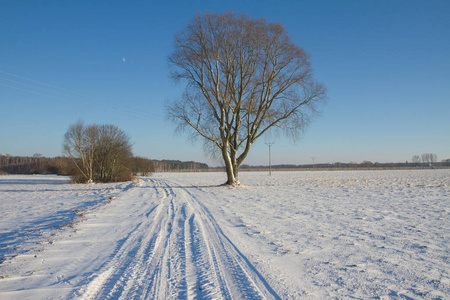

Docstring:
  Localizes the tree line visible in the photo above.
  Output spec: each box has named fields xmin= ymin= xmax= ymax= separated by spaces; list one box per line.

xmin=0 ymin=121 xmax=209 ymax=181
xmin=0 ymin=154 xmax=212 ymax=178
xmin=0 ymin=154 xmax=54 ymax=175
xmin=0 ymin=154 xmax=155 ymax=179
xmin=238 ymin=159 xmax=450 ymax=170
xmin=152 ymin=160 xmax=209 ymax=172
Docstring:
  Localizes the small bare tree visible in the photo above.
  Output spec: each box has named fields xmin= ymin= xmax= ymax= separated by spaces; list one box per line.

xmin=421 ymin=153 xmax=430 ymax=164
xmin=430 ymin=153 xmax=437 ymax=164
xmin=63 ymin=121 xmax=98 ymax=183
xmin=420 ymin=153 xmax=438 ymax=166
xmin=167 ymin=12 xmax=326 ymax=185
xmin=411 ymin=155 xmax=421 ymax=164
xmin=94 ymin=124 xmax=133 ymax=182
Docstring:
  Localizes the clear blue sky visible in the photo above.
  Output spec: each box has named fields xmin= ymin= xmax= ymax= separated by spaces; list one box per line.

xmin=1 ymin=0 xmax=449 ymax=166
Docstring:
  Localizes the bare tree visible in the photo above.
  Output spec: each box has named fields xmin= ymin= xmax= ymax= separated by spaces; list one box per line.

xmin=63 ymin=121 xmax=98 ymax=183
xmin=167 ymin=12 xmax=326 ymax=185
xmin=411 ymin=155 xmax=421 ymax=164
xmin=131 ymin=156 xmax=154 ymax=176
xmin=94 ymin=124 xmax=133 ymax=182
xmin=430 ymin=153 xmax=437 ymax=163
xmin=420 ymin=153 xmax=438 ymax=166
xmin=421 ymin=153 xmax=430 ymax=164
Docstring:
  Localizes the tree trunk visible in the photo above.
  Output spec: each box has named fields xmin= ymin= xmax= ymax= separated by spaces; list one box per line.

xmin=224 ymin=164 xmax=237 ymax=185
xmin=224 ymin=163 xmax=240 ymax=186
xmin=232 ymin=164 xmax=239 ymax=185
xmin=221 ymin=143 xmax=239 ymax=186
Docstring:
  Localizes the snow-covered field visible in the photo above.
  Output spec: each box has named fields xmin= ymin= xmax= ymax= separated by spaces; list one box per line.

xmin=0 ymin=170 xmax=449 ymax=299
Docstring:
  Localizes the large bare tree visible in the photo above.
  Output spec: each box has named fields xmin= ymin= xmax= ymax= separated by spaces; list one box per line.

xmin=167 ymin=12 xmax=326 ymax=185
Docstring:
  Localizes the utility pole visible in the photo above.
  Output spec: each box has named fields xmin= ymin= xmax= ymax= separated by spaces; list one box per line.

xmin=265 ymin=142 xmax=275 ymax=176
xmin=311 ymin=157 xmax=316 ymax=169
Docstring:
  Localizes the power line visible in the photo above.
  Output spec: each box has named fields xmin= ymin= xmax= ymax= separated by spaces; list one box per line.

xmin=0 ymin=76 xmax=67 ymax=94
xmin=0 ymin=70 xmax=164 ymax=120
xmin=0 ymin=76 xmax=95 ymax=104
xmin=0 ymin=70 xmax=78 ymax=93
xmin=0 ymin=82 xmax=73 ymax=102
xmin=0 ymin=82 xmax=144 ymax=121
xmin=0 ymin=80 xmax=155 ymax=120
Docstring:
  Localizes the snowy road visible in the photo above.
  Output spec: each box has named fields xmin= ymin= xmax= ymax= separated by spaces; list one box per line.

xmin=0 ymin=177 xmax=278 ymax=299
xmin=77 ymin=178 xmax=278 ymax=299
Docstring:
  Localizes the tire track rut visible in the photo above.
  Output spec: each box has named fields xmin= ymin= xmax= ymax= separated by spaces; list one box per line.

xmin=78 ymin=178 xmax=279 ymax=299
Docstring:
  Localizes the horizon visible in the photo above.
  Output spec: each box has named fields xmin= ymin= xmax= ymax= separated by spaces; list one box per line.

xmin=2 ymin=1 xmax=449 ymax=167
xmin=1 ymin=153 xmax=446 ymax=170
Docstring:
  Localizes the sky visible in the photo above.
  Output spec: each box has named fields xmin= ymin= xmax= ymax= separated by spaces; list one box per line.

xmin=1 ymin=0 xmax=449 ymax=167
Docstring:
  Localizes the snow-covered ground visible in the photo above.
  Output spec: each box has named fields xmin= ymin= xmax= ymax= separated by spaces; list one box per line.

xmin=0 ymin=170 xmax=449 ymax=299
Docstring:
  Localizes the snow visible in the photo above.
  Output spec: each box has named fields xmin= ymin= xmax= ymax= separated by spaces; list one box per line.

xmin=0 ymin=170 xmax=449 ymax=299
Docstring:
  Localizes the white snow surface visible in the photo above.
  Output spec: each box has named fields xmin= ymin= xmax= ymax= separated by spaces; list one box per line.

xmin=0 ymin=170 xmax=449 ymax=299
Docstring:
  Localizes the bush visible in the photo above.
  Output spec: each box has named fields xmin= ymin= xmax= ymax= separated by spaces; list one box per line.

xmin=63 ymin=121 xmax=134 ymax=183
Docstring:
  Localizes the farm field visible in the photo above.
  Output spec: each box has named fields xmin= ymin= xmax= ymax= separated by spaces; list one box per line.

xmin=0 ymin=170 xmax=449 ymax=299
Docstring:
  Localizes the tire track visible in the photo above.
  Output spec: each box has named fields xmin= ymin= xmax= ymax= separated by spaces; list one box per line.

xmin=159 ymin=179 xmax=280 ymax=299
xmin=77 ymin=178 xmax=279 ymax=299
xmin=77 ymin=179 xmax=171 ymax=299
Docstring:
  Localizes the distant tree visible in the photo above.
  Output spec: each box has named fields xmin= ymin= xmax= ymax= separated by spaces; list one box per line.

xmin=421 ymin=153 xmax=430 ymax=164
xmin=421 ymin=153 xmax=437 ymax=166
xmin=361 ymin=161 xmax=373 ymax=168
xmin=167 ymin=12 xmax=326 ymax=185
xmin=63 ymin=121 xmax=133 ymax=183
xmin=411 ymin=155 xmax=421 ymax=164
xmin=151 ymin=160 xmax=209 ymax=172
xmin=47 ymin=157 xmax=75 ymax=175
xmin=131 ymin=156 xmax=154 ymax=176
xmin=430 ymin=153 xmax=437 ymax=163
